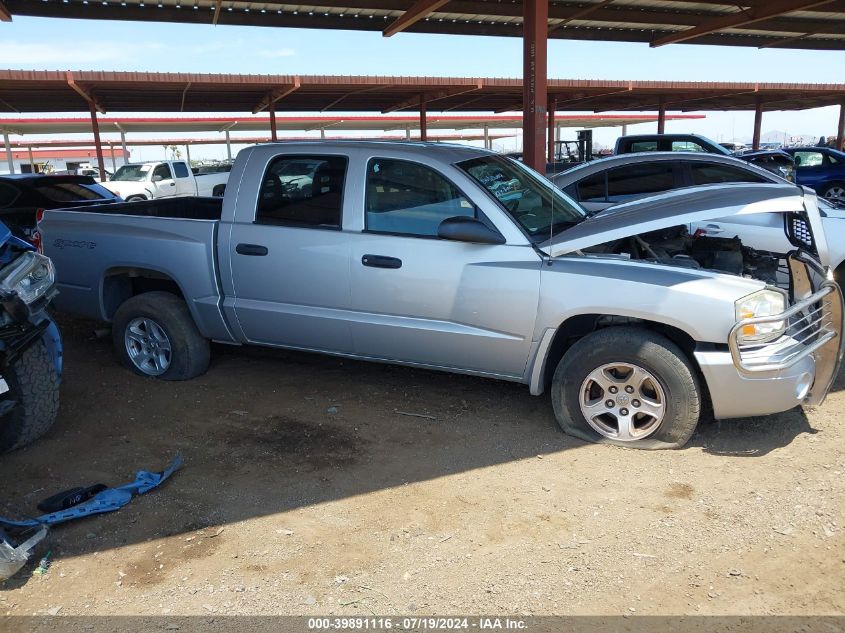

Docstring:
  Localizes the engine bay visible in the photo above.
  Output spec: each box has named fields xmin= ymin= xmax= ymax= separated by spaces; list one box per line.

xmin=585 ymin=225 xmax=784 ymax=285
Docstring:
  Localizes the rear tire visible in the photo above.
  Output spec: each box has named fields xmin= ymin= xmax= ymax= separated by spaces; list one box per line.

xmin=112 ymin=291 xmax=210 ymax=380
xmin=821 ymin=181 xmax=845 ymax=202
xmin=125 ymin=195 xmax=147 ymax=202
xmin=551 ymin=327 xmax=700 ymax=450
xmin=0 ymin=341 xmax=61 ymax=453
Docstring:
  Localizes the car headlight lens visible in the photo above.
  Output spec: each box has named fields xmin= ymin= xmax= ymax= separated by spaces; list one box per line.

xmin=735 ymin=289 xmax=787 ymax=344
xmin=0 ymin=252 xmax=56 ymax=305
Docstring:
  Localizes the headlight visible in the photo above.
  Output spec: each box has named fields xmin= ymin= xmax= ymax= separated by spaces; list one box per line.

xmin=735 ymin=289 xmax=787 ymax=344
xmin=0 ymin=252 xmax=56 ymax=305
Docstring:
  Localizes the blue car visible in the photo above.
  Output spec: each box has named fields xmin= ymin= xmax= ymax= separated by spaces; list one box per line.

xmin=783 ymin=146 xmax=845 ymax=202
xmin=0 ymin=221 xmax=62 ymax=452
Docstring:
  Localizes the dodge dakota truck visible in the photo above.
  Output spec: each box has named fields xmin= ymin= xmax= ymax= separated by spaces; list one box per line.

xmin=102 ymin=160 xmax=229 ymax=202
xmin=39 ymin=142 xmax=844 ymax=449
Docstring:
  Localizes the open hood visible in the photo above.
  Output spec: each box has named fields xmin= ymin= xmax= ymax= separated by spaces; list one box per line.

xmin=539 ymin=183 xmax=829 ymax=267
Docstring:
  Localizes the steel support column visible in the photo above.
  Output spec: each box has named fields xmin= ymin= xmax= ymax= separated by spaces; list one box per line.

xmin=547 ymin=97 xmax=556 ymax=163
xmin=27 ymin=146 xmax=34 ymax=173
xmin=320 ymin=128 xmax=326 ymax=140
xmin=621 ymin=124 xmax=628 ymax=137
xmin=269 ymin=101 xmax=278 ymax=142
xmin=120 ymin=131 xmax=127 ymax=158
xmin=483 ymin=123 xmax=490 ymax=149
xmin=110 ymin=145 xmax=116 ymax=172
xmin=185 ymin=144 xmax=191 ymax=166
xmin=752 ymin=99 xmax=764 ymax=150
xmin=836 ymin=101 xmax=845 ymax=151
xmin=419 ymin=96 xmax=428 ymax=142
xmin=3 ymin=131 xmax=14 ymax=174
xmin=225 ymin=130 xmax=232 ymax=160
xmin=406 ymin=125 xmax=411 ymax=141
xmin=522 ymin=0 xmax=548 ymax=172
xmin=89 ymin=102 xmax=106 ymax=181
xmin=657 ymin=96 xmax=667 ymax=134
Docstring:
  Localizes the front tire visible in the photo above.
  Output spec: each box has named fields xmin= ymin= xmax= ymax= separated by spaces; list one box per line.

xmin=112 ymin=292 xmax=210 ymax=380
xmin=551 ymin=327 xmax=701 ymax=450
xmin=0 ymin=341 xmax=61 ymax=453
xmin=821 ymin=182 xmax=845 ymax=202
xmin=125 ymin=195 xmax=147 ymax=203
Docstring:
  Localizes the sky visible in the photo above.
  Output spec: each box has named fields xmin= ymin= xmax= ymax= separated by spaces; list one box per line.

xmin=1 ymin=15 xmax=844 ymax=161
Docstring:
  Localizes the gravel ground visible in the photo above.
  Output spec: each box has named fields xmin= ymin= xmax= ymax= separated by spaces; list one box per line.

xmin=0 ymin=315 xmax=843 ymax=617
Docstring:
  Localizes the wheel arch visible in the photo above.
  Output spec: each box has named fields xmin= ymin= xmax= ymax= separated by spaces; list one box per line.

xmin=529 ymin=313 xmax=701 ymax=396
xmin=101 ymin=266 xmax=187 ymax=321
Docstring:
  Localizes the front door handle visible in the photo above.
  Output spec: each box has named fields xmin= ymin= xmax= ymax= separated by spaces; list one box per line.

xmin=703 ymin=223 xmax=724 ymax=235
xmin=362 ymin=254 xmax=402 ymax=269
xmin=236 ymin=243 xmax=269 ymax=256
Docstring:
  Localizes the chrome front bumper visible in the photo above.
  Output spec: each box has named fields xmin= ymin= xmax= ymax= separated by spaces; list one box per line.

xmin=728 ymin=254 xmax=845 ymax=407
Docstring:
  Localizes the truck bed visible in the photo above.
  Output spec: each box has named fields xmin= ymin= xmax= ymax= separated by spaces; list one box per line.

xmin=55 ymin=196 xmax=223 ymax=220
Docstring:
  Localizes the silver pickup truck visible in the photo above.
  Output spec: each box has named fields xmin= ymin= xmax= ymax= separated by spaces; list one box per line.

xmin=39 ymin=141 xmax=844 ymax=449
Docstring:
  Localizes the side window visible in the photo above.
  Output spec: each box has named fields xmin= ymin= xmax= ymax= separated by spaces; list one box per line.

xmin=255 ymin=154 xmax=346 ymax=228
xmin=606 ymin=163 xmax=675 ymax=202
xmin=365 ymin=158 xmax=474 ymax=237
xmin=794 ymin=151 xmax=824 ymax=168
xmin=153 ymin=163 xmax=173 ymax=180
xmin=173 ymin=162 xmax=190 ymax=178
xmin=672 ymin=141 xmax=707 ymax=152
xmin=689 ymin=163 xmax=766 ymax=185
xmin=628 ymin=141 xmax=658 ymax=153
xmin=576 ymin=172 xmax=606 ymax=202
xmin=0 ymin=183 xmax=20 ymax=208
xmin=828 ymin=153 xmax=839 ymax=165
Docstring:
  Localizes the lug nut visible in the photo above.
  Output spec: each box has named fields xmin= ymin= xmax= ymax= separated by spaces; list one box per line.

xmin=619 ymin=408 xmax=629 ymax=416
xmin=609 ymin=386 xmax=618 ymax=394
xmin=605 ymin=400 xmax=615 ymax=408
xmin=632 ymin=399 xmax=641 ymax=408
xmin=625 ymin=385 xmax=635 ymax=393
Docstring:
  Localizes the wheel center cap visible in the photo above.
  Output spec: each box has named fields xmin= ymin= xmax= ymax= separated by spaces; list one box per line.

xmin=616 ymin=394 xmax=630 ymax=406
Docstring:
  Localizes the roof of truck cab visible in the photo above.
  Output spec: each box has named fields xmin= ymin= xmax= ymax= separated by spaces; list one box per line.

xmin=247 ymin=140 xmax=496 ymax=162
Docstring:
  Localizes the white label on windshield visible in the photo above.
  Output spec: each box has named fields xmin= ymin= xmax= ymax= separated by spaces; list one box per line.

xmin=140 ymin=165 xmax=152 ymax=172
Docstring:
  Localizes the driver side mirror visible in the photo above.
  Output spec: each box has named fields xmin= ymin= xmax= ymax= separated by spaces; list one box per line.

xmin=151 ymin=174 xmax=164 ymax=182
xmin=437 ymin=216 xmax=506 ymax=245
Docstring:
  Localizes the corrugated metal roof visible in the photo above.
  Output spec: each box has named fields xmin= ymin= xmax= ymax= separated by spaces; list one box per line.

xmin=3 ymin=0 xmax=844 ymax=50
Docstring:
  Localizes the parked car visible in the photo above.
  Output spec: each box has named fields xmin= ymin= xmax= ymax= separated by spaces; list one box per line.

xmin=614 ymin=133 xmax=796 ymax=181
xmin=781 ymin=146 xmax=845 ymax=201
xmin=0 ymin=174 xmax=121 ymax=247
xmin=102 ymin=160 xmax=229 ymax=202
xmin=52 ymin=167 xmax=113 ymax=182
xmin=40 ymin=142 xmax=842 ymax=450
xmin=0 ymin=219 xmax=62 ymax=452
xmin=551 ymin=152 xmax=845 ymax=279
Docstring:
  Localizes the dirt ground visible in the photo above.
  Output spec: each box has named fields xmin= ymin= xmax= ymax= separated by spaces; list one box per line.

xmin=1 ymin=314 xmax=844 ymax=617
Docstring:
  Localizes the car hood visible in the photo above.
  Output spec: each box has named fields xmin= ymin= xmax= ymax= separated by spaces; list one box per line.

xmin=539 ymin=183 xmax=830 ymax=267
xmin=100 ymin=180 xmax=147 ymax=194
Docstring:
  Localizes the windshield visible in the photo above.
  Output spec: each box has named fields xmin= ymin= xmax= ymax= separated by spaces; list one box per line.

xmin=458 ymin=155 xmax=585 ymax=239
xmin=111 ymin=164 xmax=151 ymax=182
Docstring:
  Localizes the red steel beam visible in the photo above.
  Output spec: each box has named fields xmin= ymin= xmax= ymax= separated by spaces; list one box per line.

xmin=253 ymin=79 xmax=300 ymax=114
xmin=420 ymin=95 xmax=428 ymax=141
xmin=269 ymin=101 xmax=278 ymax=142
xmin=651 ymin=0 xmax=835 ymax=47
xmin=0 ymin=1 xmax=11 ymax=21
xmin=657 ymin=96 xmax=667 ymax=134
xmin=522 ymin=0 xmax=548 ymax=173
xmin=836 ymin=101 xmax=845 ymax=151
xmin=89 ymin=101 xmax=106 ymax=181
xmin=752 ymin=99 xmax=764 ymax=150
xmin=383 ymin=0 xmax=450 ymax=37
xmin=66 ymin=71 xmax=106 ymax=114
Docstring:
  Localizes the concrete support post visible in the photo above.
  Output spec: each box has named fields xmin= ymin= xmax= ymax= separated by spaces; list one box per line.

xmin=657 ymin=96 xmax=667 ymax=135
xmin=522 ymin=0 xmax=548 ymax=172
xmin=836 ymin=101 xmax=845 ymax=151
xmin=3 ymin=131 xmax=14 ymax=174
xmin=269 ymin=101 xmax=278 ymax=142
xmin=89 ymin=102 xmax=106 ymax=181
xmin=547 ymin=97 xmax=556 ymax=164
xmin=752 ymin=99 xmax=764 ymax=151
xmin=225 ymin=130 xmax=232 ymax=161
xmin=419 ymin=95 xmax=427 ymax=142
xmin=483 ymin=124 xmax=490 ymax=149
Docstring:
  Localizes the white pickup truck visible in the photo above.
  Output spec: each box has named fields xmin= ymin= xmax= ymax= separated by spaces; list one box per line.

xmin=101 ymin=160 xmax=229 ymax=202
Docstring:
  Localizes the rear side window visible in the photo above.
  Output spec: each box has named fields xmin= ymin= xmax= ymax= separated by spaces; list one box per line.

xmin=0 ymin=182 xmax=20 ymax=208
xmin=256 ymin=154 xmax=346 ymax=228
xmin=689 ymin=163 xmax=767 ymax=185
xmin=794 ymin=151 xmax=824 ymax=168
xmin=606 ymin=163 xmax=675 ymax=202
xmin=365 ymin=158 xmax=474 ymax=237
xmin=173 ymin=162 xmax=190 ymax=178
xmin=628 ymin=141 xmax=658 ymax=153
xmin=34 ymin=182 xmax=110 ymax=202
xmin=576 ymin=172 xmax=606 ymax=202
xmin=672 ymin=141 xmax=707 ymax=152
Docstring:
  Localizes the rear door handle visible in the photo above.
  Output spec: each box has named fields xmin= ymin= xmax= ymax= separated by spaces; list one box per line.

xmin=236 ymin=243 xmax=269 ymax=256
xmin=362 ymin=254 xmax=402 ymax=269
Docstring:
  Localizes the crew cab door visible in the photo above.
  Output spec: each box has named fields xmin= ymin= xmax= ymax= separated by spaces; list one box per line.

xmin=171 ymin=161 xmax=194 ymax=196
xmin=150 ymin=163 xmax=177 ymax=198
xmin=226 ymin=152 xmax=353 ymax=352
xmin=346 ymin=157 xmax=540 ymax=378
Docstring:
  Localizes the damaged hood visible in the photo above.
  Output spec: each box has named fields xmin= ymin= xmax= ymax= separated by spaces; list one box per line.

xmin=539 ymin=183 xmax=829 ymax=267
